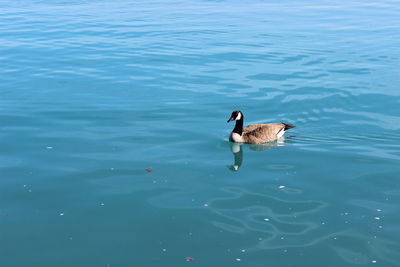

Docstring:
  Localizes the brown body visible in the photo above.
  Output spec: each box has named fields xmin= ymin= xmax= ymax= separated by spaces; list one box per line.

xmin=242 ymin=123 xmax=289 ymax=144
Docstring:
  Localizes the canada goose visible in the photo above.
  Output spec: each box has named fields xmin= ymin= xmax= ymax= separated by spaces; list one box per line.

xmin=227 ymin=110 xmax=295 ymax=144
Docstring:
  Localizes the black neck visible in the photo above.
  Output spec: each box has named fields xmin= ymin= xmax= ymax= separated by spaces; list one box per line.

xmin=233 ymin=117 xmax=243 ymax=135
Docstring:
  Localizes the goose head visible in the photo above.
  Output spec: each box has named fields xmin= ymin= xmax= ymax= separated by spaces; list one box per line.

xmin=227 ymin=110 xmax=243 ymax=122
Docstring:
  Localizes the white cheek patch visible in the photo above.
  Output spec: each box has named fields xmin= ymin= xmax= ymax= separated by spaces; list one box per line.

xmin=235 ymin=112 xmax=242 ymax=120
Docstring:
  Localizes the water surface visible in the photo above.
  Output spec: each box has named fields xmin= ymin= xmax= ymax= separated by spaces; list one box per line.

xmin=1 ymin=0 xmax=400 ymax=266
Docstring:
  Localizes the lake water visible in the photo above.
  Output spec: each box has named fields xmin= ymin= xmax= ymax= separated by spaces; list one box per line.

xmin=1 ymin=0 xmax=400 ymax=266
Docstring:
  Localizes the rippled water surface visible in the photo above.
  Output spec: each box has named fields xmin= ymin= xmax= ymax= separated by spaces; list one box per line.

xmin=1 ymin=0 xmax=400 ymax=266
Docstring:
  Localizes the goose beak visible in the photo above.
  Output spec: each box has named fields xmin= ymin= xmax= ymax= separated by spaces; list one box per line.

xmin=227 ymin=117 xmax=234 ymax=123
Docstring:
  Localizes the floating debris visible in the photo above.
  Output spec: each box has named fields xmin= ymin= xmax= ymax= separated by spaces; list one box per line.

xmin=263 ymin=218 xmax=270 ymax=222
xmin=59 ymin=212 xmax=64 ymax=216
xmin=203 ymin=203 xmax=209 ymax=207
xmin=46 ymin=146 xmax=53 ymax=150
xmin=100 ymin=203 xmax=105 ymax=206
xmin=162 ymin=248 xmax=167 ymax=252
xmin=235 ymin=258 xmax=241 ymax=262
xmin=278 ymin=185 xmax=285 ymax=189
xmin=374 ymin=217 xmax=380 ymax=220
xmin=377 ymin=209 xmax=382 ymax=212
xmin=241 ymin=249 xmax=246 ymax=253
xmin=185 ymin=256 xmax=193 ymax=261
xmin=145 ymin=168 xmax=153 ymax=172
xmin=371 ymin=260 xmax=377 ymax=264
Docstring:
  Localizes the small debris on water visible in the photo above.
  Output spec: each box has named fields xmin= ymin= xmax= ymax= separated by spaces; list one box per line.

xmin=278 ymin=185 xmax=285 ymax=189
xmin=100 ymin=203 xmax=105 ymax=206
xmin=162 ymin=248 xmax=166 ymax=252
xmin=59 ymin=212 xmax=64 ymax=216
xmin=235 ymin=258 xmax=241 ymax=262
xmin=46 ymin=146 xmax=53 ymax=150
xmin=185 ymin=256 xmax=193 ymax=261
xmin=145 ymin=168 xmax=153 ymax=172
xmin=371 ymin=260 xmax=377 ymax=264
xmin=203 ymin=203 xmax=209 ymax=207
xmin=377 ymin=209 xmax=382 ymax=212
xmin=264 ymin=218 xmax=270 ymax=222
xmin=374 ymin=217 xmax=380 ymax=220
xmin=241 ymin=249 xmax=246 ymax=253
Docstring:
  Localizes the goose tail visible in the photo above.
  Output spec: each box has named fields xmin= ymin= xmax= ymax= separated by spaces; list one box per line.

xmin=282 ymin=123 xmax=295 ymax=130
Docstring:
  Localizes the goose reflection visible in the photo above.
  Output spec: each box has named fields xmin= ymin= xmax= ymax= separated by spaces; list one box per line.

xmin=228 ymin=143 xmax=243 ymax=171
xmin=227 ymin=138 xmax=286 ymax=171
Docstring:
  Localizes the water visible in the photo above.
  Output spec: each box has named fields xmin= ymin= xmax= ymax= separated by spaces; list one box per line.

xmin=1 ymin=0 xmax=400 ymax=266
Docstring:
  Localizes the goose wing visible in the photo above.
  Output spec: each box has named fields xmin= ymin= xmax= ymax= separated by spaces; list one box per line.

xmin=243 ymin=123 xmax=286 ymax=143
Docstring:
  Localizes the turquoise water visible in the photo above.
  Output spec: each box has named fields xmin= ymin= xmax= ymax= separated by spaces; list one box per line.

xmin=1 ymin=0 xmax=400 ymax=266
